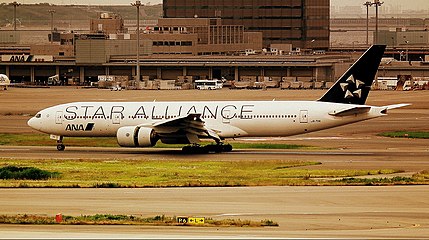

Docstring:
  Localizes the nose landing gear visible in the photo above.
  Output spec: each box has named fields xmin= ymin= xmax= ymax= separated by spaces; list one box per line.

xmin=51 ymin=135 xmax=65 ymax=151
xmin=56 ymin=143 xmax=65 ymax=151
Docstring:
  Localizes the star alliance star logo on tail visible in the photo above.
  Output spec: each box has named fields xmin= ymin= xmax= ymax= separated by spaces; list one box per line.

xmin=340 ymin=75 xmax=365 ymax=100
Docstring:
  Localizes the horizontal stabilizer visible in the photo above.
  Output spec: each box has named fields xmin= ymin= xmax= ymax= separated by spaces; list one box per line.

xmin=384 ymin=103 xmax=411 ymax=110
xmin=380 ymin=103 xmax=411 ymax=114
xmin=329 ymin=106 xmax=371 ymax=117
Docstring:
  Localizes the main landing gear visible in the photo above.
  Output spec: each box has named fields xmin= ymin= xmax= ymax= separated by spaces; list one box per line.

xmin=181 ymin=143 xmax=233 ymax=154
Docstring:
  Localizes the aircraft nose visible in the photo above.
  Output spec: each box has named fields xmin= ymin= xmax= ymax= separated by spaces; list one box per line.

xmin=27 ymin=117 xmax=41 ymax=131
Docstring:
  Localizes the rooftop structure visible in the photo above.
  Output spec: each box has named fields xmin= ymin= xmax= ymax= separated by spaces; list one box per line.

xmin=163 ymin=0 xmax=330 ymax=50
xmin=90 ymin=13 xmax=125 ymax=34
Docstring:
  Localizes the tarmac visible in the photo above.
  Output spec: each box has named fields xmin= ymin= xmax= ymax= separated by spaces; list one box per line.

xmin=0 ymin=87 xmax=428 ymax=238
xmin=0 ymin=186 xmax=429 ymax=238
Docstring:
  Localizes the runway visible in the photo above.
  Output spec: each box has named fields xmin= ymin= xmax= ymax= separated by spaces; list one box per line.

xmin=0 ymin=186 xmax=429 ymax=238
xmin=1 ymin=144 xmax=429 ymax=174
xmin=1 ymin=89 xmax=429 ymax=238
xmin=1 ymin=143 xmax=428 ymax=238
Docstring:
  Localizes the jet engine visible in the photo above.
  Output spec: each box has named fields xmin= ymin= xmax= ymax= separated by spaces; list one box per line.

xmin=116 ymin=126 xmax=158 ymax=147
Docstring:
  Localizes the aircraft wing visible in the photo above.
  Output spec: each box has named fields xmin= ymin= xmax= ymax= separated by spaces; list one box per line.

xmin=140 ymin=114 xmax=221 ymax=142
xmin=329 ymin=106 xmax=372 ymax=117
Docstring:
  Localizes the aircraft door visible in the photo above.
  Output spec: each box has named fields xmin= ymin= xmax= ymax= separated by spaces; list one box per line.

xmin=55 ymin=111 xmax=63 ymax=124
xmin=300 ymin=110 xmax=308 ymax=123
xmin=222 ymin=110 xmax=231 ymax=124
xmin=112 ymin=112 xmax=121 ymax=124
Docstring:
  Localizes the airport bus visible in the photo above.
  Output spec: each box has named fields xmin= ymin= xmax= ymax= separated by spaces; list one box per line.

xmin=194 ymin=79 xmax=223 ymax=90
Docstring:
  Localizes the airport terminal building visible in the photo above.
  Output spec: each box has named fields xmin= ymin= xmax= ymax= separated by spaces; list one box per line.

xmin=1 ymin=4 xmax=429 ymax=86
xmin=0 ymin=8 xmax=338 ymax=85
xmin=163 ymin=0 xmax=330 ymax=49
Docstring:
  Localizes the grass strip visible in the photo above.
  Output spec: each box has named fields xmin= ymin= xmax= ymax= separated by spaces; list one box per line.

xmin=0 ymin=159 xmax=407 ymax=187
xmin=410 ymin=170 xmax=429 ymax=181
xmin=0 ymin=134 xmax=118 ymax=148
xmin=0 ymin=214 xmax=278 ymax=227
xmin=378 ymin=131 xmax=429 ymax=139
xmin=0 ymin=133 xmax=311 ymax=149
xmin=335 ymin=170 xmax=429 ymax=186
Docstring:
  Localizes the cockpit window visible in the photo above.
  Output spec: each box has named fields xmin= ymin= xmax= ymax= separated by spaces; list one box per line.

xmin=35 ymin=113 xmax=41 ymax=118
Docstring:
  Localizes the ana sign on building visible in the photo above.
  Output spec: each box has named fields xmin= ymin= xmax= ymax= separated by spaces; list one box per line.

xmin=1 ymin=55 xmax=53 ymax=62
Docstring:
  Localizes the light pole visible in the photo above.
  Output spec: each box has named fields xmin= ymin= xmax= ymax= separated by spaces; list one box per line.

xmin=373 ymin=0 xmax=384 ymax=44
xmin=352 ymin=41 xmax=359 ymax=52
xmin=10 ymin=1 xmax=21 ymax=31
xmin=131 ymin=0 xmax=142 ymax=82
xmin=310 ymin=39 xmax=315 ymax=51
xmin=405 ymin=40 xmax=409 ymax=62
xmin=48 ymin=10 xmax=56 ymax=44
xmin=363 ymin=1 xmax=372 ymax=45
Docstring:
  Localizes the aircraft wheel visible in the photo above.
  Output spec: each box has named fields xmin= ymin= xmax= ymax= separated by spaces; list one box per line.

xmin=222 ymin=144 xmax=233 ymax=152
xmin=214 ymin=145 xmax=223 ymax=153
xmin=183 ymin=145 xmax=210 ymax=154
xmin=57 ymin=144 xmax=65 ymax=151
xmin=198 ymin=146 xmax=209 ymax=154
xmin=203 ymin=145 xmax=216 ymax=153
xmin=182 ymin=146 xmax=192 ymax=154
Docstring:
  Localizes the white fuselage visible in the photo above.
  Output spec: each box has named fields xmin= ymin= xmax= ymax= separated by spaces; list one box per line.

xmin=28 ymin=101 xmax=386 ymax=139
xmin=0 ymin=74 xmax=10 ymax=88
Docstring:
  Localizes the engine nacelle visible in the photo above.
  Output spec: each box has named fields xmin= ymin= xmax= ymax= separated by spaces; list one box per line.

xmin=116 ymin=126 xmax=158 ymax=147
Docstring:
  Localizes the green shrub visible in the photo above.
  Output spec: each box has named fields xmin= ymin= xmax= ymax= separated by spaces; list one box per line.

xmin=0 ymin=166 xmax=59 ymax=180
xmin=338 ymin=177 xmax=415 ymax=185
xmin=261 ymin=219 xmax=279 ymax=226
xmin=93 ymin=182 xmax=121 ymax=188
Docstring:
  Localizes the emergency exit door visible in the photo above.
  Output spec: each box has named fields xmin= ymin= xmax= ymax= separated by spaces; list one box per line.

xmin=55 ymin=111 xmax=63 ymax=124
xmin=300 ymin=110 xmax=308 ymax=123
xmin=112 ymin=112 xmax=121 ymax=124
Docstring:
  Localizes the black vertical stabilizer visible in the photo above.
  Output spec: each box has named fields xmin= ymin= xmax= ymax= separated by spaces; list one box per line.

xmin=318 ymin=45 xmax=386 ymax=105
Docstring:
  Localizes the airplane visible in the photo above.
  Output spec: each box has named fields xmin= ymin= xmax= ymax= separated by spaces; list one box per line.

xmin=27 ymin=45 xmax=408 ymax=153
xmin=0 ymin=74 xmax=11 ymax=90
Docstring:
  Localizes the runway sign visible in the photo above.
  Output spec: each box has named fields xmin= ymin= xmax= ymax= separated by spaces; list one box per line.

xmin=188 ymin=217 xmax=205 ymax=225
xmin=177 ymin=217 xmax=205 ymax=225
xmin=177 ymin=217 xmax=188 ymax=224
